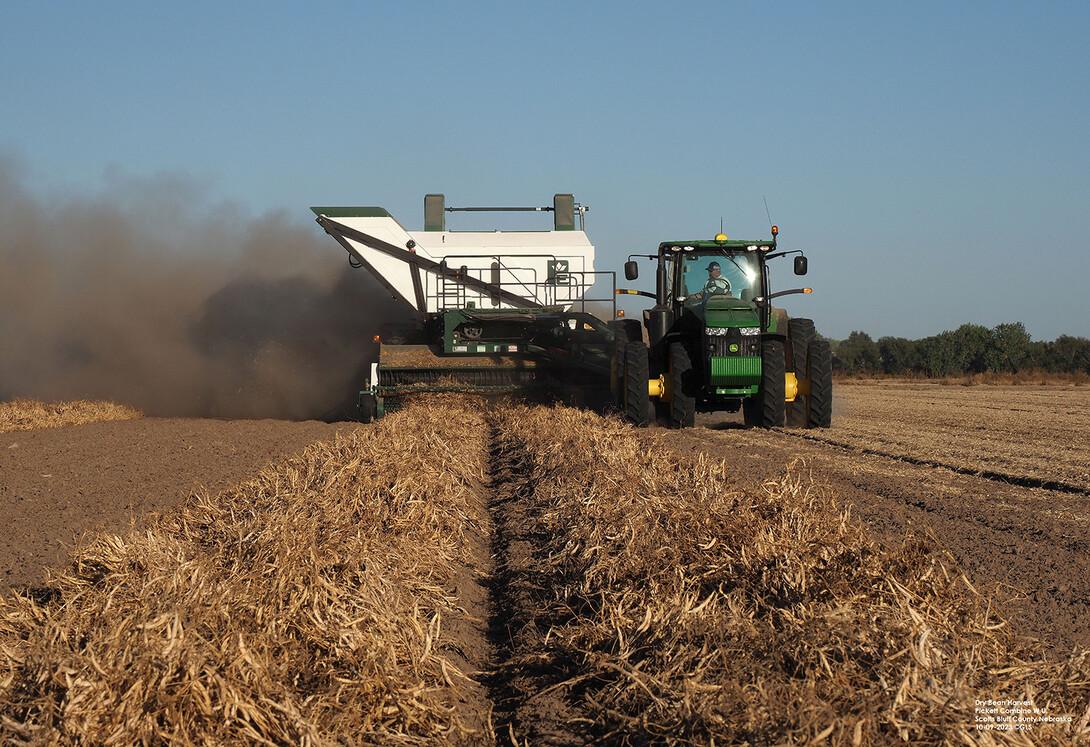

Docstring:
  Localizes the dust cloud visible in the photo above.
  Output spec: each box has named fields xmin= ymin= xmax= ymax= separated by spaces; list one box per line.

xmin=0 ymin=156 xmax=398 ymax=420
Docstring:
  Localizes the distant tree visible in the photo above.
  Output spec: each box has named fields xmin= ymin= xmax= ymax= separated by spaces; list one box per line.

xmin=1026 ymin=340 xmax=1050 ymax=371
xmin=1044 ymin=335 xmax=1090 ymax=374
xmin=830 ymin=324 xmax=1088 ymax=378
xmin=990 ymin=322 xmax=1032 ymax=373
xmin=877 ymin=336 xmax=918 ymax=375
xmin=916 ymin=331 xmax=961 ymax=377
xmin=836 ymin=331 xmax=881 ymax=374
xmin=950 ymin=323 xmax=993 ymax=374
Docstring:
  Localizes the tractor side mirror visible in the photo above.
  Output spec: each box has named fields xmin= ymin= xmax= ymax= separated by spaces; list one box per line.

xmin=624 ymin=261 xmax=639 ymax=281
xmin=794 ymin=255 xmax=808 ymax=275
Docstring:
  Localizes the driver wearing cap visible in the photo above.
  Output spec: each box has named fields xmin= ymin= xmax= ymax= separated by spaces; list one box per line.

xmin=681 ymin=261 xmax=731 ymax=302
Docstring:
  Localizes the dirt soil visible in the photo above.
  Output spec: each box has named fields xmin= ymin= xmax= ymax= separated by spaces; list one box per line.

xmin=0 ymin=418 xmax=363 ymax=592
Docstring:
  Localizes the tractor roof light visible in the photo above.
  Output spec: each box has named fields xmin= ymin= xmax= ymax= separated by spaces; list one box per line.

xmin=683 ymin=245 xmax=694 ymax=252
xmin=771 ymin=225 xmax=778 ymax=236
xmin=714 ymin=233 xmax=728 ymax=242
xmin=746 ymin=244 xmax=758 ymax=252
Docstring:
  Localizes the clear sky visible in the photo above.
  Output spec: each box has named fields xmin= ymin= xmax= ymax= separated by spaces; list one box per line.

xmin=3 ymin=1 xmax=1088 ymax=341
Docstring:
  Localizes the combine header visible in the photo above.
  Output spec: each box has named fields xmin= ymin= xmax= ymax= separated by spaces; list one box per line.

xmin=312 ymin=194 xmax=617 ymax=419
xmin=313 ymin=193 xmax=832 ymax=429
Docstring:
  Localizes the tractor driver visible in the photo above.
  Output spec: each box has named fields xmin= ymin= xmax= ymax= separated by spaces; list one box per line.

xmin=681 ymin=261 xmax=731 ymax=303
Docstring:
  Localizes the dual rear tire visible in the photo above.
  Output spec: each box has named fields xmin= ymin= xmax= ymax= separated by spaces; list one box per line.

xmin=786 ymin=318 xmax=833 ymax=429
xmin=805 ymin=339 xmax=833 ymax=428
xmin=787 ymin=319 xmax=815 ymax=427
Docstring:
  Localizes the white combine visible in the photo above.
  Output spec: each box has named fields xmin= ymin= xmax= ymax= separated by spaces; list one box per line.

xmin=312 ymin=194 xmax=619 ymax=419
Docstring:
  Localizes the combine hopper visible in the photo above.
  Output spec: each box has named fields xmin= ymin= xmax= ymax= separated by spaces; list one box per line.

xmin=312 ymin=194 xmax=618 ymax=419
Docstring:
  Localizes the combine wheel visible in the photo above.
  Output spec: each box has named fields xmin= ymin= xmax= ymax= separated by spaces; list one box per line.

xmin=358 ymin=393 xmax=377 ymax=423
xmin=743 ymin=339 xmax=785 ymax=428
xmin=623 ymin=340 xmax=650 ymax=427
xmin=668 ymin=343 xmax=695 ymax=428
xmin=806 ymin=340 xmax=833 ymax=428
xmin=786 ymin=318 xmax=815 ymax=427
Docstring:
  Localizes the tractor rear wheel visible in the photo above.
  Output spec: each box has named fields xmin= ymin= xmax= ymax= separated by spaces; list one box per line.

xmin=669 ymin=343 xmax=695 ymax=429
xmin=787 ymin=318 xmax=815 ymax=427
xmin=623 ymin=340 xmax=650 ymax=427
xmin=806 ymin=339 xmax=833 ymax=428
xmin=743 ymin=339 xmax=785 ymax=428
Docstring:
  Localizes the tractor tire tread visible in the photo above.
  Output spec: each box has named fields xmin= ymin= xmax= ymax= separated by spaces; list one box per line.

xmin=807 ymin=339 xmax=833 ymax=428
xmin=669 ymin=343 xmax=696 ymax=429
xmin=624 ymin=341 xmax=650 ymax=427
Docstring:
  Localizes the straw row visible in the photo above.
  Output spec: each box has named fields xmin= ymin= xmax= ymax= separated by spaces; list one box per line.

xmin=0 ymin=399 xmax=142 ymax=433
xmin=488 ymin=404 xmax=1090 ymax=745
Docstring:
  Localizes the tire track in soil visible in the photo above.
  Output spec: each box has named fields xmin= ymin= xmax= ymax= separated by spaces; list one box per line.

xmin=667 ymin=416 xmax=1090 ymax=658
xmin=790 ymin=430 xmax=1090 ymax=497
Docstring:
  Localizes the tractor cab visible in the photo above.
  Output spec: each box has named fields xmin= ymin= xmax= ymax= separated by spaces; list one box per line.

xmin=670 ymin=240 xmax=767 ymax=307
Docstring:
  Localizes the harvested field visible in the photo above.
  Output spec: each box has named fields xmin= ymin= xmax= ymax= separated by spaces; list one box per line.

xmin=1 ymin=388 xmax=1089 ymax=744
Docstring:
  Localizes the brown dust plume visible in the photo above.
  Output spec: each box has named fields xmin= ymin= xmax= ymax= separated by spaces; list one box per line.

xmin=0 ymin=156 xmax=397 ymax=419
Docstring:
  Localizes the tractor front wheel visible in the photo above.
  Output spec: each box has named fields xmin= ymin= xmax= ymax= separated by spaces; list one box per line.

xmin=669 ymin=343 xmax=695 ymax=428
xmin=743 ymin=339 xmax=786 ymax=428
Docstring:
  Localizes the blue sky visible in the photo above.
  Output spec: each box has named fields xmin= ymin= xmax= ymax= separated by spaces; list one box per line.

xmin=3 ymin=1 xmax=1088 ymax=341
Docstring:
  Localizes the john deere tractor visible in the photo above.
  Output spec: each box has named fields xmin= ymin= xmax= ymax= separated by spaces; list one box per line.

xmin=614 ymin=228 xmax=832 ymax=429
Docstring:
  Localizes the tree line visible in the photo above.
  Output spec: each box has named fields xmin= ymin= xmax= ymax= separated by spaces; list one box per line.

xmin=831 ymin=323 xmax=1090 ymax=376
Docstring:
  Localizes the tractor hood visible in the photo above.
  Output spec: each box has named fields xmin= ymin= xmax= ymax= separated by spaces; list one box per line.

xmin=704 ymin=296 xmax=760 ymax=329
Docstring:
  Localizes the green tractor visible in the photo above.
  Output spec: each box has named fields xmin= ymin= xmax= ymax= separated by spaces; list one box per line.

xmin=614 ymin=228 xmax=832 ymax=429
